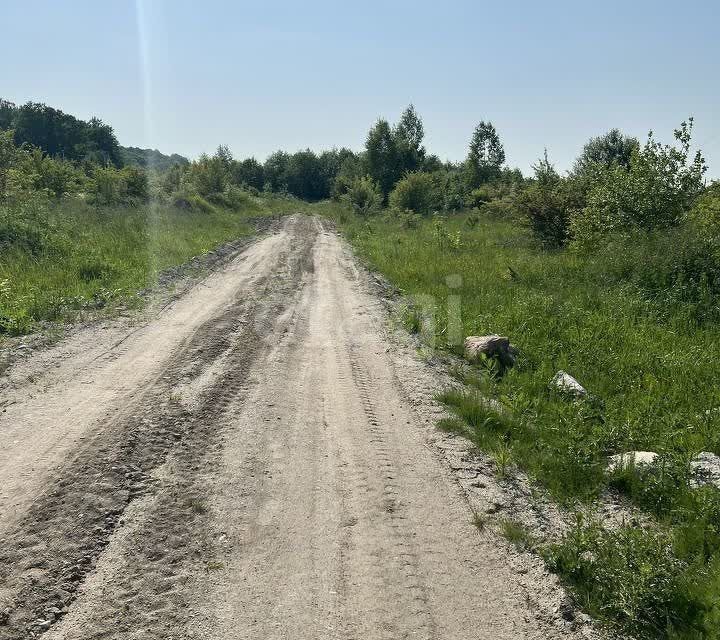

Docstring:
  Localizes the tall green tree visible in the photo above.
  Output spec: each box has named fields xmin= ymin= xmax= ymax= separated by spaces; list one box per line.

xmin=0 ymin=100 xmax=16 ymax=130
xmin=11 ymin=103 xmax=122 ymax=166
xmin=263 ymin=151 xmax=291 ymax=192
xmin=284 ymin=149 xmax=326 ymax=200
xmin=231 ymin=157 xmax=264 ymax=190
xmin=365 ymin=119 xmax=401 ymax=198
xmin=394 ymin=104 xmax=425 ymax=174
xmin=464 ymin=121 xmax=505 ymax=188
xmin=573 ymin=129 xmax=639 ymax=175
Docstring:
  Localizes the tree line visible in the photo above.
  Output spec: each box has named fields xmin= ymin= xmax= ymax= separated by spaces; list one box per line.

xmin=1 ymin=97 xmax=716 ymax=258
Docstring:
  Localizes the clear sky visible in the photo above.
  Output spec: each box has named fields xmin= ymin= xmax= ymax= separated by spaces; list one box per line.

xmin=2 ymin=0 xmax=719 ymax=176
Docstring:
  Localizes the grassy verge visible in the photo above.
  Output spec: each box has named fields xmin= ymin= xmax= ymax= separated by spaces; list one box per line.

xmin=318 ymin=202 xmax=720 ymax=639
xmin=0 ymin=193 xmax=293 ymax=336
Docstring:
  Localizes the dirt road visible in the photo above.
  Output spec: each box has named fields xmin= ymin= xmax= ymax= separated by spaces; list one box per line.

xmin=0 ymin=215 xmax=579 ymax=639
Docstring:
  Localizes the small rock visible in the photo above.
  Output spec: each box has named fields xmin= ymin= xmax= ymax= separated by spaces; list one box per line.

xmin=558 ymin=597 xmax=576 ymax=621
xmin=464 ymin=335 xmax=516 ymax=366
xmin=690 ymin=451 xmax=720 ymax=488
xmin=607 ymin=451 xmax=658 ymax=472
xmin=575 ymin=612 xmax=592 ymax=626
xmin=550 ymin=371 xmax=587 ymax=397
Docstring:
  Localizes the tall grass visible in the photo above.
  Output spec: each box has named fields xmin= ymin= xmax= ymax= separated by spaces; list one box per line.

xmin=0 ymin=194 xmax=278 ymax=334
xmin=322 ymin=204 xmax=720 ymax=638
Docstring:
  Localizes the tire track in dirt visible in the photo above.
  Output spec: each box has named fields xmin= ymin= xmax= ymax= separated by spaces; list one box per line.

xmin=0 ymin=216 xmax=318 ymax=639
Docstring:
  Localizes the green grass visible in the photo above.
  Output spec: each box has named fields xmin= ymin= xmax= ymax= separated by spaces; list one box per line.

xmin=500 ymin=518 xmax=536 ymax=551
xmin=319 ymin=203 xmax=720 ymax=638
xmin=0 ymin=193 xmax=290 ymax=335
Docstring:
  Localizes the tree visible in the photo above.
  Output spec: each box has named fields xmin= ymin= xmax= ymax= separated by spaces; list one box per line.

xmin=365 ymin=119 xmax=401 ymax=198
xmin=394 ymin=104 xmax=425 ymax=174
xmin=331 ymin=151 xmax=365 ymax=200
xmin=284 ymin=149 xmax=325 ymax=200
xmin=190 ymin=152 xmax=227 ymax=196
xmin=0 ymin=129 xmax=18 ymax=197
xmin=81 ymin=117 xmax=123 ymax=166
xmin=263 ymin=151 xmax=290 ymax=192
xmin=464 ymin=121 xmax=505 ymax=188
xmin=11 ymin=103 xmax=122 ymax=166
xmin=571 ymin=119 xmax=707 ymax=246
xmin=231 ymin=157 xmax=264 ymax=190
xmin=0 ymin=100 xmax=16 ymax=130
xmin=573 ymin=129 xmax=639 ymax=175
xmin=215 ymin=144 xmax=233 ymax=172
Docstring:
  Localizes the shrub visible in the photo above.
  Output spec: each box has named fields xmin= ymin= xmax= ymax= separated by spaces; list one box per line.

xmin=479 ymin=197 xmax=518 ymax=219
xmin=171 ymin=187 xmax=215 ymax=213
xmin=0 ymin=130 xmax=17 ymax=197
xmin=590 ymin=223 xmax=720 ymax=321
xmin=517 ymin=153 xmax=584 ymax=247
xmin=545 ymin=517 xmax=712 ymax=639
xmin=689 ymin=182 xmax=720 ymax=234
xmin=88 ymin=166 xmax=149 ymax=205
xmin=571 ymin=120 xmax=707 ymax=247
xmin=206 ymin=185 xmax=253 ymax=210
xmin=466 ymin=186 xmax=493 ymax=208
xmin=189 ymin=153 xmax=228 ymax=197
xmin=89 ymin=167 xmax=124 ymax=205
xmin=24 ymin=150 xmax=85 ymax=197
xmin=343 ymin=176 xmax=382 ymax=216
xmin=389 ymin=171 xmax=441 ymax=215
xmin=119 ymin=166 xmax=148 ymax=201
xmin=441 ymin=171 xmax=467 ymax=211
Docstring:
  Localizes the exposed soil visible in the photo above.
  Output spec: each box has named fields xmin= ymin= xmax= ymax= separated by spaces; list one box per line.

xmin=0 ymin=215 xmax=596 ymax=639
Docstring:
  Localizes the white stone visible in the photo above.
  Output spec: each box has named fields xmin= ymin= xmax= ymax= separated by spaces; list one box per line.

xmin=550 ymin=371 xmax=587 ymax=397
xmin=464 ymin=335 xmax=513 ymax=363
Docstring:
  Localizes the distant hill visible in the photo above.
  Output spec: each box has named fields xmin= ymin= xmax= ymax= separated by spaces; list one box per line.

xmin=1 ymin=99 xmax=123 ymax=166
xmin=120 ymin=147 xmax=189 ymax=171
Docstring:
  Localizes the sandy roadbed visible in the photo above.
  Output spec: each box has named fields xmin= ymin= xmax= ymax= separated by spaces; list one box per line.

xmin=0 ymin=215 xmax=589 ymax=639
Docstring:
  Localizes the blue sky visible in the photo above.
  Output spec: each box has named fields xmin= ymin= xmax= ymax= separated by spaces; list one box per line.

xmin=2 ymin=0 xmax=719 ymax=176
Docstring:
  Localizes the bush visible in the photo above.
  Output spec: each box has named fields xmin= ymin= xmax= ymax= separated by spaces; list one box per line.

xmin=119 ymin=166 xmax=148 ymax=201
xmin=545 ymin=517 xmax=712 ymax=639
xmin=0 ymin=219 xmax=46 ymax=255
xmin=25 ymin=150 xmax=85 ymax=197
xmin=206 ymin=185 xmax=253 ymax=210
xmin=571 ymin=120 xmax=707 ymax=247
xmin=89 ymin=167 xmax=124 ymax=205
xmin=441 ymin=171 xmax=467 ymax=211
xmin=189 ymin=153 xmax=228 ymax=197
xmin=689 ymin=182 xmax=720 ymax=234
xmin=343 ymin=176 xmax=382 ymax=216
xmin=171 ymin=188 xmax=215 ymax=213
xmin=389 ymin=171 xmax=441 ymax=215
xmin=590 ymin=223 xmax=720 ymax=321
xmin=466 ymin=186 xmax=493 ymax=208
xmin=517 ymin=154 xmax=584 ymax=247
xmin=479 ymin=197 xmax=518 ymax=219
xmin=88 ymin=166 xmax=149 ymax=205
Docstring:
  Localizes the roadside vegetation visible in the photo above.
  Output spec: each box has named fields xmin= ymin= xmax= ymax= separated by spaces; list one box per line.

xmin=4 ymin=96 xmax=720 ymax=637
xmin=316 ymin=110 xmax=720 ymax=638
xmin=0 ymin=100 xmax=299 ymax=334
